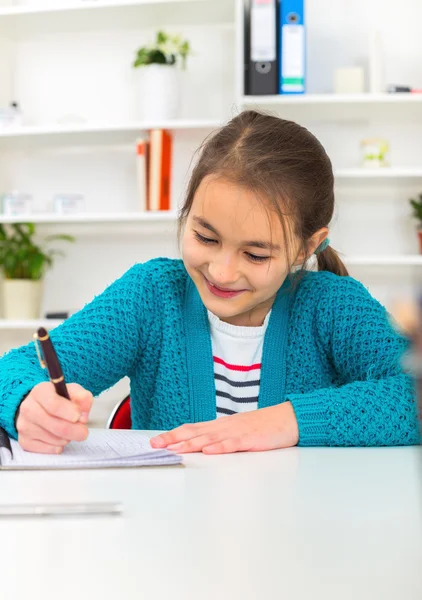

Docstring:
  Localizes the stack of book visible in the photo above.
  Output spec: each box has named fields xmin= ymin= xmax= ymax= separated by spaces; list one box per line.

xmin=136 ymin=129 xmax=172 ymax=211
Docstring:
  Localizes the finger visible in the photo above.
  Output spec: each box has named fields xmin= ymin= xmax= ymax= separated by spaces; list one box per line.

xmin=67 ymin=384 xmax=93 ymax=424
xmin=151 ymin=422 xmax=210 ymax=448
xmin=23 ymin=399 xmax=88 ymax=441
xmin=44 ymin=414 xmax=88 ymax=442
xmin=18 ymin=435 xmax=64 ymax=455
xmin=202 ymin=438 xmax=244 ymax=455
xmin=34 ymin=383 xmax=81 ymax=423
xmin=19 ymin=419 xmax=68 ymax=448
xmin=167 ymin=432 xmax=222 ymax=453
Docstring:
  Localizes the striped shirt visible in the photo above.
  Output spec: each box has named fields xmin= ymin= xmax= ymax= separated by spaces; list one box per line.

xmin=207 ymin=310 xmax=271 ymax=417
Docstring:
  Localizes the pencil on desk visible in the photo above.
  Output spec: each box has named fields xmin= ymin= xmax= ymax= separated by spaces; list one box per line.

xmin=0 ymin=502 xmax=122 ymax=518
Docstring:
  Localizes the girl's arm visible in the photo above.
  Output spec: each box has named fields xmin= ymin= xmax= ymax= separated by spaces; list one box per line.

xmin=0 ymin=264 xmax=150 ymax=438
xmin=288 ymin=277 xmax=419 ymax=447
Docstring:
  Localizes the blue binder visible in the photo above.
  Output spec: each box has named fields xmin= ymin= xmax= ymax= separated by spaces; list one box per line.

xmin=279 ymin=0 xmax=306 ymax=94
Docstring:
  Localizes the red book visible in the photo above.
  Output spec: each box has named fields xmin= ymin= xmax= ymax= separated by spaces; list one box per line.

xmin=136 ymin=137 xmax=149 ymax=211
xmin=148 ymin=129 xmax=172 ymax=211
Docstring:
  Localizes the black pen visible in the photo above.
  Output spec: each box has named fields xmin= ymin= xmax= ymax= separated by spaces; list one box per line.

xmin=33 ymin=327 xmax=70 ymax=400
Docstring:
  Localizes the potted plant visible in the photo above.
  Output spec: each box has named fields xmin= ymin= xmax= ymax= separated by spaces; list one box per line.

xmin=132 ymin=30 xmax=191 ymax=120
xmin=410 ymin=193 xmax=422 ymax=254
xmin=0 ymin=223 xmax=74 ymax=320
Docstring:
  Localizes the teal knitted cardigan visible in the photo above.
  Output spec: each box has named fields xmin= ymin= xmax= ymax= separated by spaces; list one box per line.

xmin=0 ymin=258 xmax=418 ymax=446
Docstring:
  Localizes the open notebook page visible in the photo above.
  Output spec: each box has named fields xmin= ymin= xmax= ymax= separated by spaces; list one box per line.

xmin=0 ymin=429 xmax=182 ymax=469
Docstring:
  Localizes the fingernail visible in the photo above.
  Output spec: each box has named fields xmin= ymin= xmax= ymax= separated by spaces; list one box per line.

xmin=80 ymin=412 xmax=89 ymax=424
xmin=71 ymin=412 xmax=81 ymax=423
xmin=151 ymin=437 xmax=165 ymax=448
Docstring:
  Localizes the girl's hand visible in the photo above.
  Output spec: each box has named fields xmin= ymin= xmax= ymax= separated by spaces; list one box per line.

xmin=16 ymin=382 xmax=93 ymax=454
xmin=150 ymin=402 xmax=299 ymax=454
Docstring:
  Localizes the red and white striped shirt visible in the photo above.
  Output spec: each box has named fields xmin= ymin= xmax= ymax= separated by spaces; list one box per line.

xmin=207 ymin=310 xmax=271 ymax=417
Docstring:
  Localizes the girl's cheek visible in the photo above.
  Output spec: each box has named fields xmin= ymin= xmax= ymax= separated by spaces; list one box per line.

xmin=257 ymin=261 xmax=288 ymax=291
xmin=182 ymin=237 xmax=204 ymax=268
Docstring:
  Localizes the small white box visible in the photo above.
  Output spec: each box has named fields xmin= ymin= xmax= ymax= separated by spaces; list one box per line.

xmin=334 ymin=67 xmax=364 ymax=94
xmin=53 ymin=193 xmax=85 ymax=215
xmin=2 ymin=192 xmax=32 ymax=216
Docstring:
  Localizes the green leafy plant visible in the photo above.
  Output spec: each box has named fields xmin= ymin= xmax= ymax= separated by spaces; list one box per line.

xmin=133 ymin=31 xmax=191 ymax=69
xmin=0 ymin=223 xmax=74 ymax=280
xmin=410 ymin=193 xmax=422 ymax=228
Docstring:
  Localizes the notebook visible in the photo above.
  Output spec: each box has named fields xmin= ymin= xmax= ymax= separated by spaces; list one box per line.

xmin=0 ymin=428 xmax=182 ymax=470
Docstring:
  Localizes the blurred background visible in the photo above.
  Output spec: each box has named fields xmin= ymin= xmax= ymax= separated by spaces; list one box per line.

xmin=0 ymin=0 xmax=421 ymax=425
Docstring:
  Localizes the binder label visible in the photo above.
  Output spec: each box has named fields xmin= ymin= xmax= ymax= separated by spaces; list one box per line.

xmin=251 ymin=0 xmax=276 ymax=62
xmin=281 ymin=23 xmax=305 ymax=92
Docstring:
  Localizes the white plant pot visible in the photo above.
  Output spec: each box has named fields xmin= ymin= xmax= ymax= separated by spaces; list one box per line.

xmin=2 ymin=279 xmax=43 ymax=320
xmin=137 ymin=64 xmax=181 ymax=121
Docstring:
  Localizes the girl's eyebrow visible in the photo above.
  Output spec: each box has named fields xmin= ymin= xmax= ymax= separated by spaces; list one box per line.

xmin=193 ymin=216 xmax=219 ymax=235
xmin=192 ymin=215 xmax=280 ymax=251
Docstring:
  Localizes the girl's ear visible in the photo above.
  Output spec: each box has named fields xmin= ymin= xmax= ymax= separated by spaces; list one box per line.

xmin=292 ymin=227 xmax=329 ymax=266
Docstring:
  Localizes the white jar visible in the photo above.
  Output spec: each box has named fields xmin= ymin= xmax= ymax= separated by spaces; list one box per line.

xmin=2 ymin=279 xmax=42 ymax=320
xmin=136 ymin=64 xmax=181 ymax=121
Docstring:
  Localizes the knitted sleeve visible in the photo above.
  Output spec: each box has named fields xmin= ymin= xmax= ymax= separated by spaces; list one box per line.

xmin=288 ymin=277 xmax=419 ymax=447
xmin=0 ymin=263 xmax=149 ymax=439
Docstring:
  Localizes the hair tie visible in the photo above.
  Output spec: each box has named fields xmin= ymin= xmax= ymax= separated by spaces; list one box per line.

xmin=315 ymin=238 xmax=330 ymax=255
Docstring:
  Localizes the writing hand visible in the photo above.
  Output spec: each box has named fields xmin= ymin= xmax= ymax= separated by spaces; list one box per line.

xmin=16 ymin=382 xmax=93 ymax=454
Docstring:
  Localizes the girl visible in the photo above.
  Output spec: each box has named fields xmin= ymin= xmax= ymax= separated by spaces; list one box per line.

xmin=0 ymin=111 xmax=418 ymax=454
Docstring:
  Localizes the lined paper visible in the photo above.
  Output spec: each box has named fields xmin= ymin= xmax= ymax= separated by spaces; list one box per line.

xmin=1 ymin=430 xmax=181 ymax=469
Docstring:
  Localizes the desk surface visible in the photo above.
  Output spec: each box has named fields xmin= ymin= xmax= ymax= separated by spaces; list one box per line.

xmin=0 ymin=437 xmax=421 ymax=600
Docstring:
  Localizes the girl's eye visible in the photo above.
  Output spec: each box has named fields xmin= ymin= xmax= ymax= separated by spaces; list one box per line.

xmin=193 ymin=231 xmax=269 ymax=262
xmin=194 ymin=231 xmax=218 ymax=245
xmin=245 ymin=253 xmax=270 ymax=263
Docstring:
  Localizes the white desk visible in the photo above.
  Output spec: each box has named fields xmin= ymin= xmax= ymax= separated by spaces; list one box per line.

xmin=0 ymin=439 xmax=421 ymax=600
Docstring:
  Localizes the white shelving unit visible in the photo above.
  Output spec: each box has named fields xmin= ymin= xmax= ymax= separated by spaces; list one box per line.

xmin=0 ymin=0 xmax=234 ymax=358
xmin=335 ymin=168 xmax=422 ymax=180
xmin=0 ymin=211 xmax=178 ymax=224
xmin=0 ymin=0 xmax=216 ymax=16
xmin=0 ymin=0 xmax=235 ymax=31
xmin=242 ymin=93 xmax=422 ymax=106
xmin=235 ymin=0 xmax=422 ymax=314
xmin=345 ymin=255 xmax=422 ymax=266
xmin=0 ymin=119 xmax=222 ymax=145
xmin=0 ymin=319 xmax=63 ymax=330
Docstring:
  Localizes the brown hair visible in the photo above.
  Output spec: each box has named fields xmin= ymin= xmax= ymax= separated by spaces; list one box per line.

xmin=178 ymin=110 xmax=348 ymax=277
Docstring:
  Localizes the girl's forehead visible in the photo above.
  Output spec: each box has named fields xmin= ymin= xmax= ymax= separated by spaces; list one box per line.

xmin=192 ymin=176 xmax=283 ymax=237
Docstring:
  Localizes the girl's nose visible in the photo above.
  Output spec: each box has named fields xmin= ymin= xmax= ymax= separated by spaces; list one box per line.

xmin=208 ymin=255 xmax=239 ymax=286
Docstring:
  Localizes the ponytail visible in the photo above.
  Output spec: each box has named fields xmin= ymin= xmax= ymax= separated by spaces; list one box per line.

xmin=316 ymin=246 xmax=349 ymax=277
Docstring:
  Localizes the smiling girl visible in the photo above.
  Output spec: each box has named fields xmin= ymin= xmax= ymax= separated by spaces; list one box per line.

xmin=0 ymin=111 xmax=418 ymax=454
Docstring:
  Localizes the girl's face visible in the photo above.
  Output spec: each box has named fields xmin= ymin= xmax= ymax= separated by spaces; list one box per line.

xmin=182 ymin=175 xmax=300 ymax=327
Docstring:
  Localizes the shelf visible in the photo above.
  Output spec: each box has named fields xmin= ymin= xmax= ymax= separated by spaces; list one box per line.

xmin=241 ymin=93 xmax=422 ymax=122
xmin=345 ymin=255 xmax=422 ymax=266
xmin=0 ymin=211 xmax=178 ymax=224
xmin=0 ymin=0 xmax=206 ymax=16
xmin=335 ymin=167 xmax=422 ymax=180
xmin=0 ymin=0 xmax=234 ymax=32
xmin=0 ymin=319 xmax=63 ymax=330
xmin=0 ymin=119 xmax=222 ymax=146
xmin=242 ymin=93 xmax=422 ymax=106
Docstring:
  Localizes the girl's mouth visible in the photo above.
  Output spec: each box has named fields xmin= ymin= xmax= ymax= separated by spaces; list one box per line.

xmin=203 ymin=275 xmax=247 ymax=299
